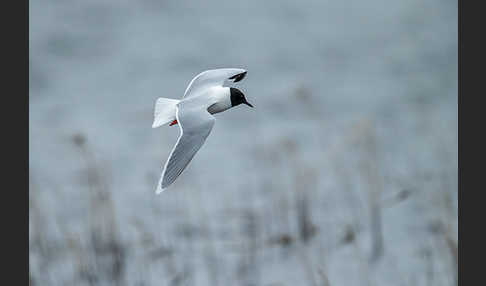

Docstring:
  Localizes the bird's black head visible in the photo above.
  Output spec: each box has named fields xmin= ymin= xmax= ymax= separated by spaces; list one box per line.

xmin=230 ymin=87 xmax=253 ymax=108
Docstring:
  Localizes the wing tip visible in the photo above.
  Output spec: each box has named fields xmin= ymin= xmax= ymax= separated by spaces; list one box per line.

xmin=156 ymin=177 xmax=170 ymax=194
xmin=155 ymin=185 xmax=166 ymax=194
xmin=229 ymin=70 xmax=247 ymax=83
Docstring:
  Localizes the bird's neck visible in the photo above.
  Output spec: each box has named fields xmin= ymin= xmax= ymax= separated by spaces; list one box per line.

xmin=207 ymin=87 xmax=232 ymax=114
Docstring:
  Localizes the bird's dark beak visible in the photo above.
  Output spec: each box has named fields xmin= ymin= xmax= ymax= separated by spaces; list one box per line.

xmin=244 ymin=101 xmax=254 ymax=108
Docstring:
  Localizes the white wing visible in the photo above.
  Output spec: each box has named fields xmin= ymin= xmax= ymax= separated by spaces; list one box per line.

xmin=183 ymin=68 xmax=247 ymax=99
xmin=156 ymin=101 xmax=216 ymax=193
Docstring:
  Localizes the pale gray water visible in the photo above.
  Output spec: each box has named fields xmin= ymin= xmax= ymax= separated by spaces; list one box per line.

xmin=30 ymin=0 xmax=457 ymax=285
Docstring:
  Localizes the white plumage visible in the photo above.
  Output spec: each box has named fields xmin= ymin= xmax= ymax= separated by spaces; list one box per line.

xmin=153 ymin=68 xmax=251 ymax=194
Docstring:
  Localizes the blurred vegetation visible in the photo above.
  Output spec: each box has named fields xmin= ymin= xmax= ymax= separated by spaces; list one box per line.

xmin=29 ymin=0 xmax=457 ymax=285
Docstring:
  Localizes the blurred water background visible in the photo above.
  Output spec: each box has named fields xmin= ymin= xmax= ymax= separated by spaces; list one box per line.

xmin=29 ymin=0 xmax=457 ymax=285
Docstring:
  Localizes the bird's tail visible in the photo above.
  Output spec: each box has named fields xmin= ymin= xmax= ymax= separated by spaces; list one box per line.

xmin=152 ymin=97 xmax=179 ymax=128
